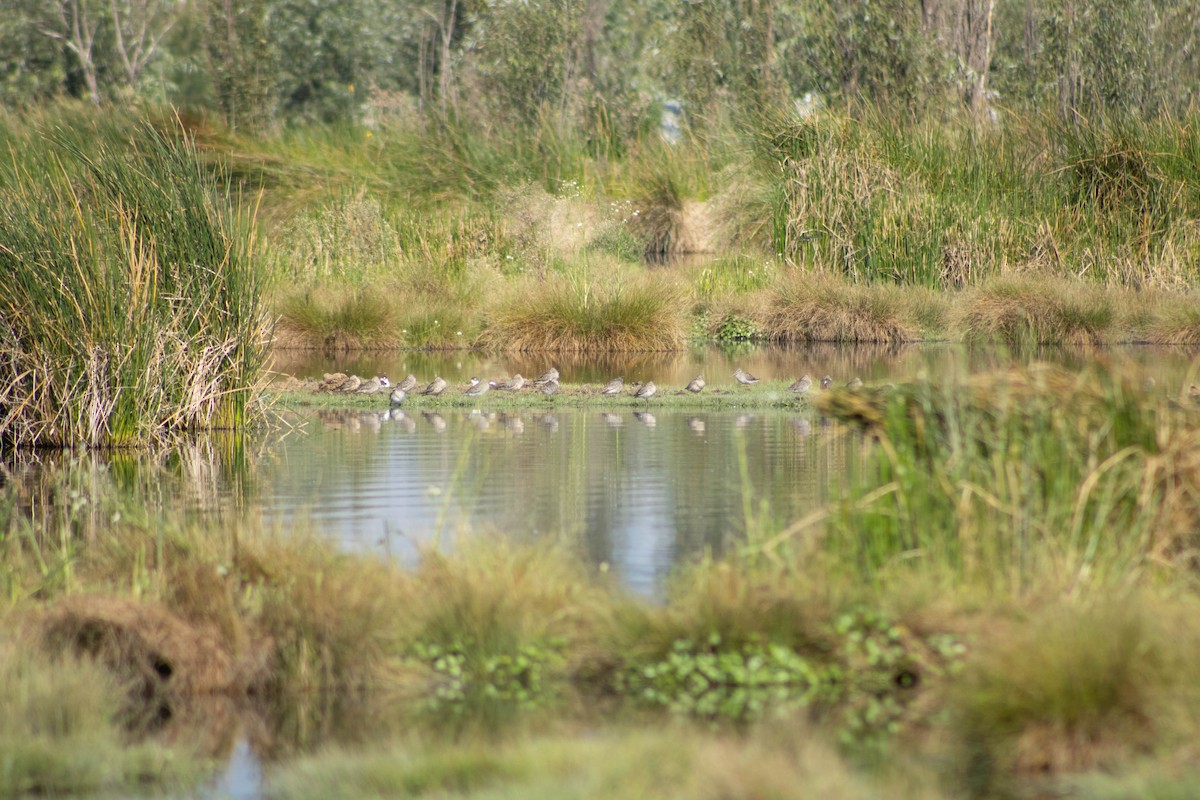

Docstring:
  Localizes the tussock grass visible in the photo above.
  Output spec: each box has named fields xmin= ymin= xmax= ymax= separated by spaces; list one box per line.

xmin=0 ymin=109 xmax=269 ymax=448
xmin=958 ymin=275 xmax=1116 ymax=346
xmin=0 ymin=635 xmax=199 ymax=795
xmin=760 ymin=272 xmax=924 ymax=343
xmin=1145 ymin=292 xmax=1200 ymax=345
xmin=276 ymin=290 xmax=401 ymax=350
xmin=952 ymin=598 xmax=1200 ymax=792
xmin=482 ymin=275 xmax=685 ymax=352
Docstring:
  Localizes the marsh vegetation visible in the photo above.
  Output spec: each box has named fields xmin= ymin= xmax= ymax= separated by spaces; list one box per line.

xmin=2 ymin=0 xmax=1200 ymax=796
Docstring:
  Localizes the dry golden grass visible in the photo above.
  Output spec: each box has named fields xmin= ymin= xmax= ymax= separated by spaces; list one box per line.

xmin=481 ymin=273 xmax=685 ymax=352
xmin=957 ymin=274 xmax=1116 ymax=345
xmin=950 ymin=596 xmax=1200 ymax=792
xmin=759 ymin=271 xmax=923 ymax=343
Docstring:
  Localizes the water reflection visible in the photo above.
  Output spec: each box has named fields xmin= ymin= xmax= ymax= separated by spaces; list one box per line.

xmin=254 ymin=407 xmax=866 ymax=596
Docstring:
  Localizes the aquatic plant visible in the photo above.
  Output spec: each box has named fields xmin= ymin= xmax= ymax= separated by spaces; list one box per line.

xmin=481 ymin=275 xmax=685 ymax=352
xmin=0 ymin=110 xmax=269 ymax=448
xmin=0 ymin=635 xmax=199 ymax=795
xmin=957 ymin=275 xmax=1115 ymax=346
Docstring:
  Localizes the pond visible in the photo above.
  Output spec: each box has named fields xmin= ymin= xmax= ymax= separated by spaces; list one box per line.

xmin=7 ymin=342 xmax=1199 ymax=800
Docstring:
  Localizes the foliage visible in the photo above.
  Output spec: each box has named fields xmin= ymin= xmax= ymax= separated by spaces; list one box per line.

xmin=0 ymin=110 xmax=269 ymax=448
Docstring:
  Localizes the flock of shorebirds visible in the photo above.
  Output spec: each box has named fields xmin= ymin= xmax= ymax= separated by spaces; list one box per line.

xmin=315 ymin=367 xmax=864 ymax=406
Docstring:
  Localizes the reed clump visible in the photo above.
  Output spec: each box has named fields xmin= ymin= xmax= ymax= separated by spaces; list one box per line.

xmin=482 ymin=274 xmax=685 ymax=352
xmin=815 ymin=363 xmax=1200 ymax=591
xmin=0 ymin=110 xmax=269 ymax=448
xmin=951 ymin=598 xmax=1200 ymax=795
xmin=760 ymin=272 xmax=924 ymax=343
xmin=957 ymin=275 xmax=1116 ymax=346
xmin=0 ymin=633 xmax=199 ymax=795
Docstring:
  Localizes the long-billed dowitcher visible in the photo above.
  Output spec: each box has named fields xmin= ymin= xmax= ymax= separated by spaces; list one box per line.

xmin=421 ymin=376 xmax=448 ymax=396
xmin=634 ymin=380 xmax=657 ymax=400
xmin=788 ymin=375 xmax=812 ymax=394
xmin=733 ymin=367 xmax=759 ymax=386
xmin=600 ymin=377 xmax=624 ymax=395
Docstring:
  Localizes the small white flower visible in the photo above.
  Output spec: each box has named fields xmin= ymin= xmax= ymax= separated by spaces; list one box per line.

xmin=456 ymin=331 xmax=462 ymax=336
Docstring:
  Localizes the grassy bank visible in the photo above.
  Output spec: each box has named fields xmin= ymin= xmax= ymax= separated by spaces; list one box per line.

xmin=4 ymin=363 xmax=1200 ymax=795
xmin=0 ymin=108 xmax=270 ymax=448
xmin=203 ymin=107 xmax=1200 ymax=352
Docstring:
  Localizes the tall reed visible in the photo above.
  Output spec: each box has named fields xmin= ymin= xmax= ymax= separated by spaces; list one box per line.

xmin=0 ymin=109 xmax=269 ymax=448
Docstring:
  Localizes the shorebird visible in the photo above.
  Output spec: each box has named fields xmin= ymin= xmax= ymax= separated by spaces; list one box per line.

xmin=356 ymin=375 xmax=390 ymax=394
xmin=502 ymin=374 xmax=527 ymax=391
xmin=421 ymin=376 xmax=448 ymax=396
xmin=788 ymin=375 xmax=812 ymax=395
xmin=599 ymin=376 xmax=624 ymax=395
xmin=685 ymin=375 xmax=706 ymax=393
xmin=389 ymin=387 xmax=407 ymax=406
xmin=820 ymin=375 xmax=833 ymax=390
xmin=396 ymin=374 xmax=418 ymax=392
xmin=733 ymin=368 xmax=759 ymax=386
xmin=338 ymin=375 xmax=363 ymax=393
xmin=317 ymin=372 xmax=348 ymax=392
xmin=465 ymin=377 xmax=489 ymax=398
xmin=533 ymin=368 xmax=560 ymax=386
xmin=541 ymin=379 xmax=560 ymax=398
xmin=634 ymin=380 xmax=657 ymax=400
xmin=847 ymin=377 xmax=864 ymax=390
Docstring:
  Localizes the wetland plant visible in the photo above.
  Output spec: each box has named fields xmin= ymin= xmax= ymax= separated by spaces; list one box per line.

xmin=0 ymin=111 xmax=268 ymax=448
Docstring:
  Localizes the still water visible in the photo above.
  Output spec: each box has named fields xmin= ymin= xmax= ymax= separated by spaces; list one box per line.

xmin=263 ymin=406 xmax=861 ymax=596
xmin=8 ymin=343 xmax=1198 ymax=800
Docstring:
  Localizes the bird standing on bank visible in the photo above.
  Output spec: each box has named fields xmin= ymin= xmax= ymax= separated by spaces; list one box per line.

xmin=497 ymin=374 xmax=526 ymax=391
xmin=788 ymin=375 xmax=812 ymax=395
xmin=600 ymin=377 xmax=624 ymax=395
xmin=685 ymin=375 xmax=706 ymax=393
xmin=634 ymin=380 xmax=657 ymax=400
xmin=533 ymin=368 xmax=559 ymax=386
xmin=422 ymin=376 xmax=448 ymax=396
xmin=734 ymin=368 xmax=759 ymax=386
xmin=820 ymin=375 xmax=833 ymax=390
xmin=465 ymin=377 xmax=489 ymax=398
xmin=338 ymin=375 xmax=363 ymax=393
xmin=317 ymin=372 xmax=348 ymax=392
xmin=396 ymin=375 xmax=418 ymax=393
xmin=357 ymin=375 xmax=390 ymax=394
xmin=541 ymin=379 xmax=560 ymax=398
xmin=389 ymin=387 xmax=407 ymax=406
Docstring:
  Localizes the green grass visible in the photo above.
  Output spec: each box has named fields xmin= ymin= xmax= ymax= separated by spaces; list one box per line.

xmin=481 ymin=273 xmax=685 ymax=352
xmin=813 ymin=363 xmax=1199 ymax=593
xmin=0 ymin=634 xmax=201 ymax=795
xmin=0 ymin=107 xmax=269 ymax=448
xmin=267 ymin=724 xmax=943 ymax=800
xmin=951 ymin=598 xmax=1200 ymax=795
